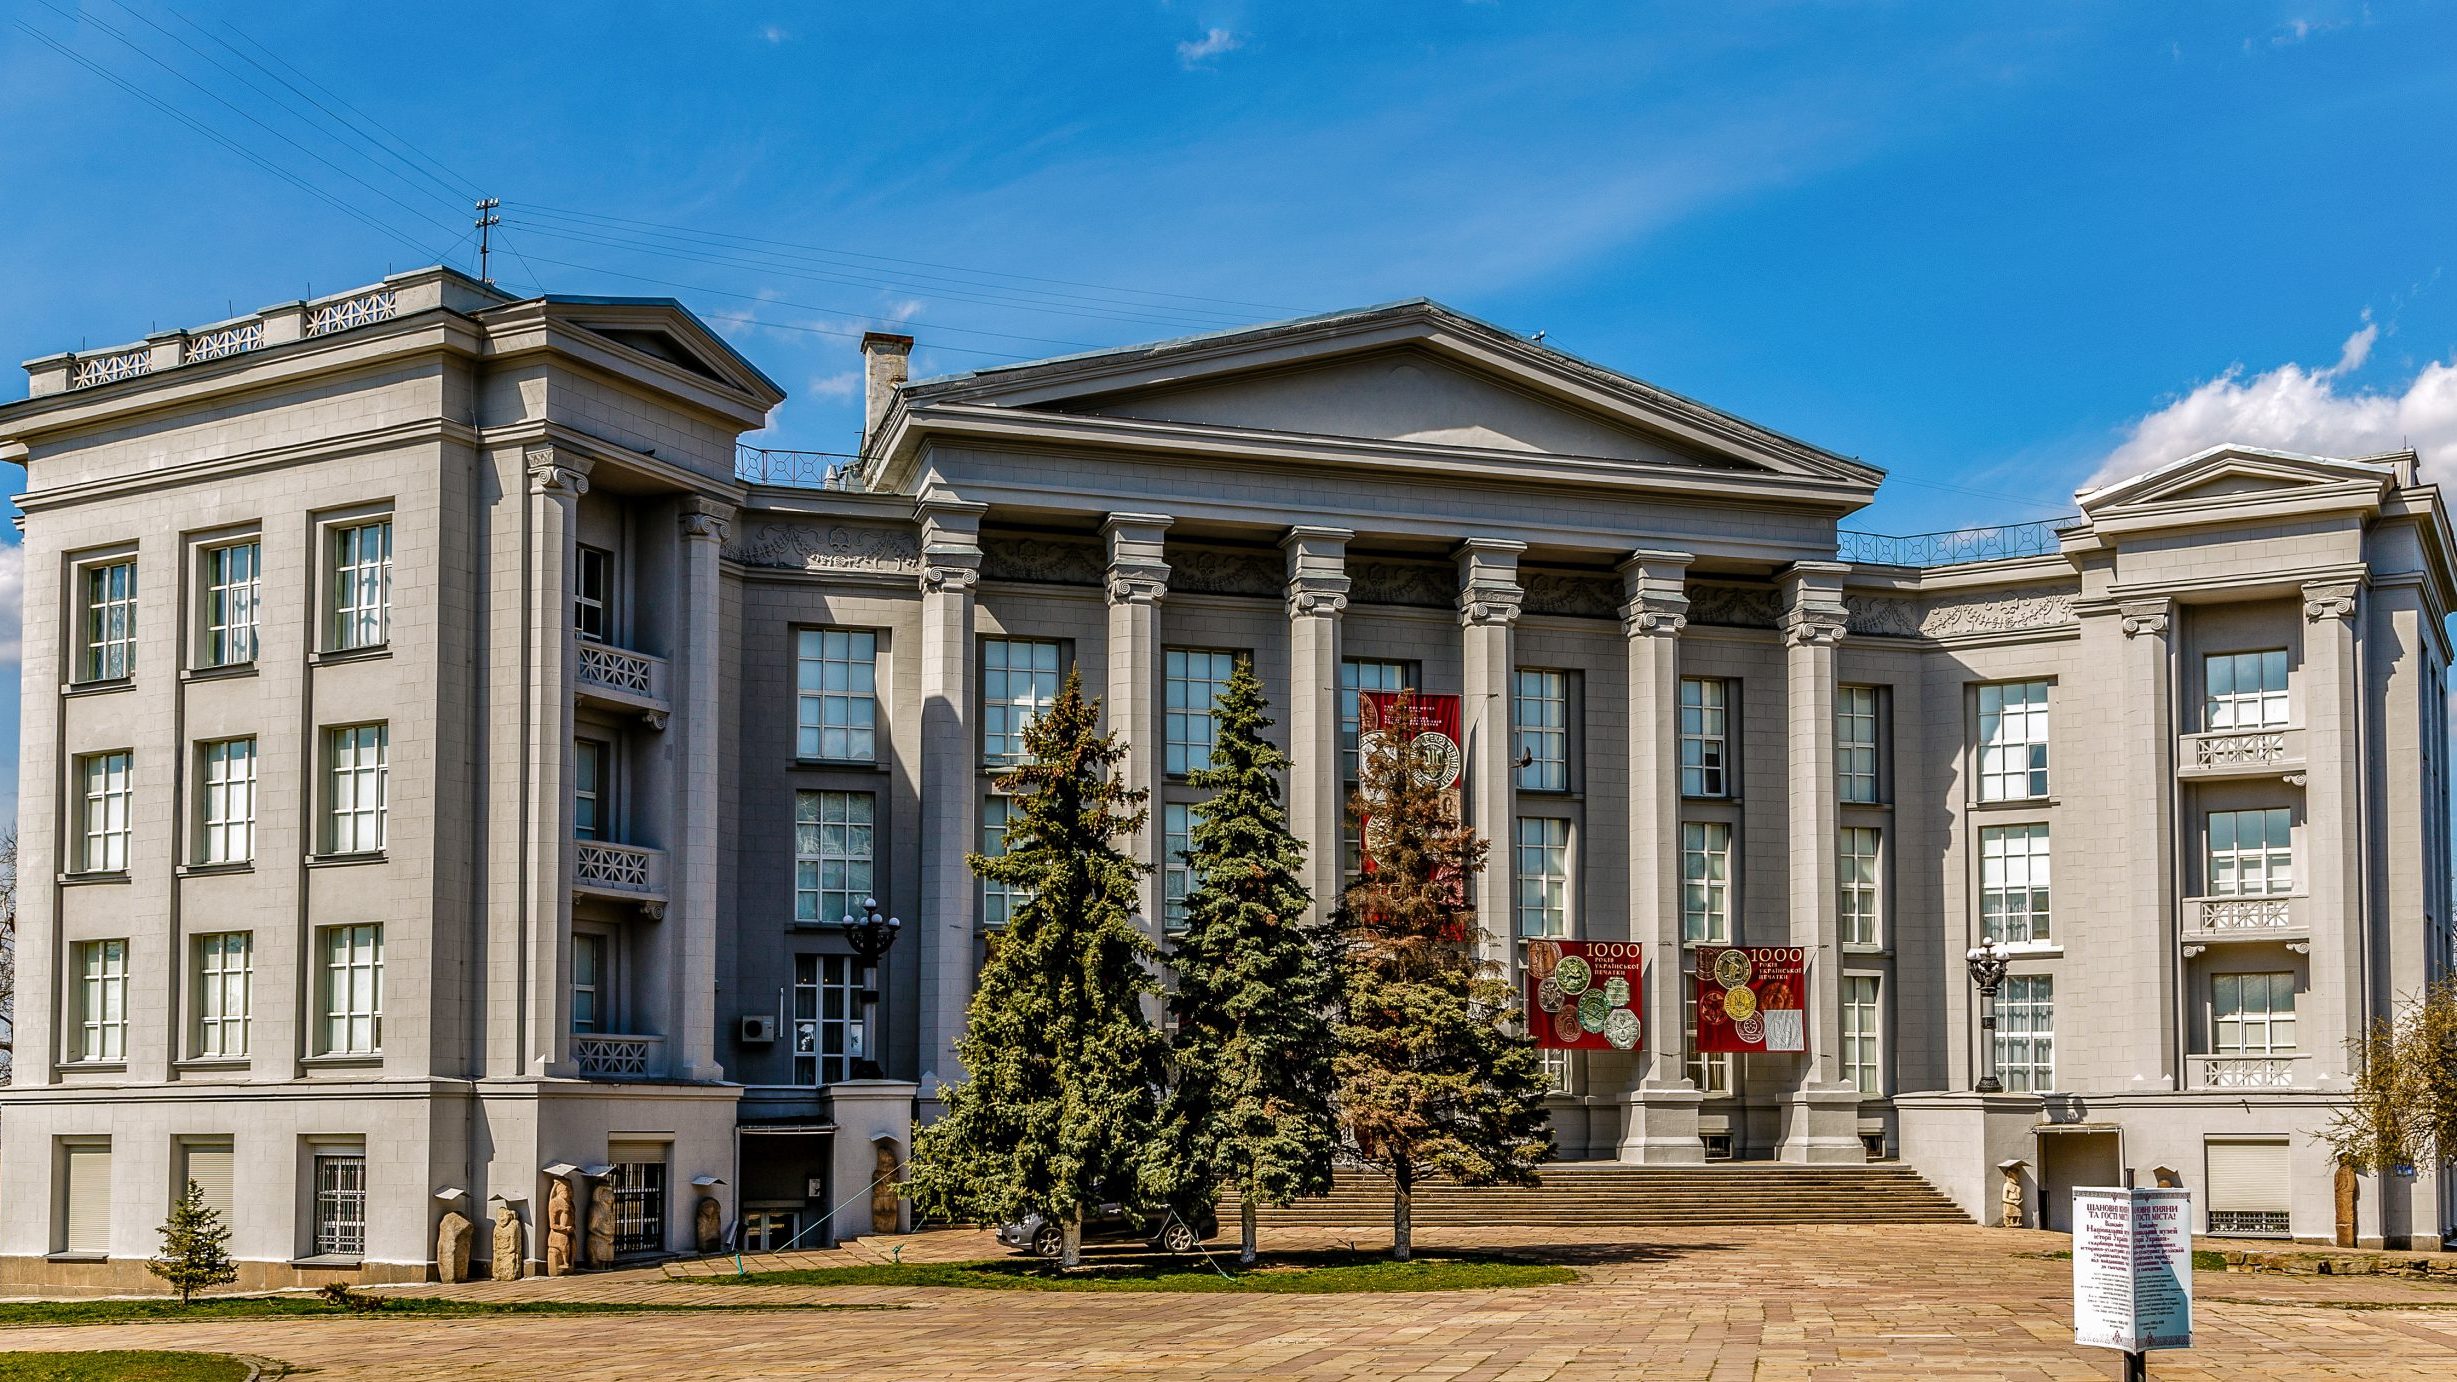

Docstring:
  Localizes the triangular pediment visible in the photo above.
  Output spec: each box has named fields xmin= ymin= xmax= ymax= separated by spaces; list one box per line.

xmin=544 ymin=299 xmax=786 ymax=407
xmin=2079 ymin=445 xmax=2396 ymax=515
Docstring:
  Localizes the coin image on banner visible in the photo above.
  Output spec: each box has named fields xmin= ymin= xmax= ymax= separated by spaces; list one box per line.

xmin=1410 ymin=732 xmax=1464 ymax=789
xmin=1554 ymin=955 xmax=1592 ymax=996
xmin=1603 ymin=976 xmax=1630 ymax=1008
xmin=1553 ymin=1005 xmax=1582 ymax=1043
xmin=1526 ymin=941 xmax=1562 ymax=985
xmin=1604 ymin=1007 xmax=1641 ymax=1050
xmin=1537 ymin=975 xmax=1566 ymax=1014
xmin=1578 ymin=989 xmax=1610 ymax=1032
xmin=1735 ymin=1013 xmax=1766 ymax=1045
xmin=1722 ymin=984 xmax=1759 ymax=1022
xmin=1713 ymin=949 xmax=1754 ymax=990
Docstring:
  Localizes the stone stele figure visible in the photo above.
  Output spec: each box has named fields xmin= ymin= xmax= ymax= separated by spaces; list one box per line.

xmin=546 ymin=1179 xmax=576 ymax=1276
xmin=587 ymin=1181 xmax=619 ymax=1267
xmin=1997 ymin=1159 xmax=2028 ymax=1229
xmin=489 ymin=1203 xmax=525 ymax=1282
xmin=695 ymin=1195 xmax=724 ymax=1254
xmin=871 ymin=1136 xmax=904 ymax=1236
xmin=436 ymin=1210 xmax=474 ymax=1284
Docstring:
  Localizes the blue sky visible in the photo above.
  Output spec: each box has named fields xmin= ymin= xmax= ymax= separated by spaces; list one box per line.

xmin=3 ymin=1 xmax=2454 ymax=825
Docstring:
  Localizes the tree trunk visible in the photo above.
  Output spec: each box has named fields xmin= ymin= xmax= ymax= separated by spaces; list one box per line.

xmin=1392 ymin=1166 xmax=1413 ymax=1263
xmin=1241 ymin=1197 xmax=1258 ymax=1266
xmin=1061 ymin=1206 xmax=1083 ymax=1269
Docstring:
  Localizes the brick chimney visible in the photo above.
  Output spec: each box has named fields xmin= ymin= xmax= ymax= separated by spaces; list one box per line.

xmin=860 ymin=332 xmax=913 ymax=449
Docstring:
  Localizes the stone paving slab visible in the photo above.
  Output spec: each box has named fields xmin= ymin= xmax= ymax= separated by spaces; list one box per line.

xmin=5 ymin=1225 xmax=2457 ymax=1378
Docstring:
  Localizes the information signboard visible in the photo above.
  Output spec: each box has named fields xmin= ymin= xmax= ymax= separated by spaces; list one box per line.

xmin=1691 ymin=946 xmax=1809 ymax=1053
xmin=1525 ymin=940 xmax=1643 ymax=1051
xmin=2072 ymin=1186 xmax=2193 ymax=1356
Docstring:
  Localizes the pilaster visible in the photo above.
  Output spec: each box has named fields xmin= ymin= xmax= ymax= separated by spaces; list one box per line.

xmin=1283 ymin=526 xmax=1352 ymax=924
xmin=2301 ymin=577 xmax=2365 ymax=1093
xmin=1616 ymin=549 xmax=1704 ymax=1163
xmin=1457 ymin=539 xmax=1526 ymax=975
xmin=524 ymin=448 xmax=588 ymax=1077
xmin=1778 ymin=560 xmax=1861 ymax=1163
xmin=2116 ymin=597 xmax=2179 ymax=1088
xmin=672 ymin=501 xmax=732 ymax=1082
xmin=1104 ymin=513 xmax=1173 ymax=934
xmin=916 ymin=496 xmax=986 ymax=1109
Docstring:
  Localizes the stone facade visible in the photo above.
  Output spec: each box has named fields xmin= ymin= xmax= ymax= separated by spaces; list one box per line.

xmin=1 ymin=273 xmax=2450 ymax=1287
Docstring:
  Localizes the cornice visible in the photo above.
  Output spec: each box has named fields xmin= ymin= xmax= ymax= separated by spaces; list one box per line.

xmin=478 ymin=419 xmax=748 ymax=505
xmin=14 ymin=416 xmax=479 ymax=513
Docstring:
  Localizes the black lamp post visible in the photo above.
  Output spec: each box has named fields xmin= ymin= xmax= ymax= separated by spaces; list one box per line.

xmin=1965 ymin=939 xmax=2011 ymax=1094
xmin=835 ymin=896 xmax=903 ymax=1007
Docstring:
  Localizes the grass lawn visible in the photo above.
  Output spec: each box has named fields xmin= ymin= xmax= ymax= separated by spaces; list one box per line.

xmin=720 ymin=1251 xmax=1577 ymax=1294
xmin=0 ymin=1353 xmax=253 ymax=1381
xmin=0 ymin=1297 xmax=895 ymax=1329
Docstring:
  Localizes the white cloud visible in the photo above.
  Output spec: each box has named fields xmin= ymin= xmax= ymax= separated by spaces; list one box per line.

xmin=1176 ymin=27 xmax=1242 ymax=67
xmin=2087 ymin=320 xmax=2457 ymax=488
xmin=758 ymin=24 xmax=790 ymax=45
xmin=807 ymin=369 xmax=862 ymax=399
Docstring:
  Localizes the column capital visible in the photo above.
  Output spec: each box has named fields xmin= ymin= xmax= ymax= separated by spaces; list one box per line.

xmin=1780 ymin=560 xmax=1850 ymax=647
xmin=678 ymin=498 xmax=735 ymax=545
xmin=1104 ymin=512 xmax=1172 ymax=607
xmin=2117 ymin=596 xmax=2173 ymax=638
xmin=918 ymin=494 xmax=987 ymax=597
xmin=1283 ymin=525 xmax=1353 ymax=619
xmin=1618 ymin=549 xmax=1693 ymax=637
xmin=1455 ymin=537 xmax=1525 ymax=628
xmin=2303 ymin=578 xmax=2362 ymax=623
xmin=524 ymin=446 xmax=591 ymax=497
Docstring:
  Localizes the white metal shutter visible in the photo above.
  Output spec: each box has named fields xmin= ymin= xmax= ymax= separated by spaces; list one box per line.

xmin=2205 ymin=1139 xmax=2290 ymax=1232
xmin=63 ymin=1146 xmax=112 ymax=1254
xmin=608 ymin=1141 xmax=667 ymax=1167
xmin=185 ymin=1146 xmax=236 ymax=1221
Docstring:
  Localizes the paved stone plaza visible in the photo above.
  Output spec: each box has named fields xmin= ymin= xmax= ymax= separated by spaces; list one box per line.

xmin=5 ymin=1225 xmax=2457 ymax=1378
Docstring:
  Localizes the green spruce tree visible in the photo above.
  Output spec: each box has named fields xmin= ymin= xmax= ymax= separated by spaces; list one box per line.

xmin=906 ymin=670 xmax=1167 ymax=1269
xmin=1155 ymin=659 xmax=1340 ymax=1265
xmin=1334 ymin=690 xmax=1552 ymax=1261
xmin=147 ymin=1179 xmax=238 ymax=1305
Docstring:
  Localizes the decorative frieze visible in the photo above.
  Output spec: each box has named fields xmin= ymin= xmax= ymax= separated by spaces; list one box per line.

xmin=980 ymin=535 xmax=1105 ymax=587
xmin=1522 ymin=570 xmax=1621 ymax=620
xmin=1916 ymin=587 xmax=2078 ymax=639
xmin=1686 ymin=583 xmax=1781 ymax=629
xmin=1347 ymin=559 xmax=1456 ymax=609
xmin=1168 ymin=547 xmax=1283 ymax=599
xmin=1843 ymin=595 xmax=1920 ymax=638
xmin=727 ymin=522 xmax=921 ymax=574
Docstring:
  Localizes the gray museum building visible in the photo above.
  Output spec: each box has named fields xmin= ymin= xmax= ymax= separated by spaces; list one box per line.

xmin=1 ymin=265 xmax=2450 ymax=1288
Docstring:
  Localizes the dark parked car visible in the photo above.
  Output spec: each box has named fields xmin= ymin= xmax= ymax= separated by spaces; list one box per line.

xmin=997 ymin=1200 xmax=1220 ymax=1257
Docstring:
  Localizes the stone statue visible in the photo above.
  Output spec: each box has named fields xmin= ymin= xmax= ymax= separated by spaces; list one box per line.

xmin=436 ymin=1210 xmax=474 ymax=1284
xmin=2151 ymin=1165 xmax=2181 ymax=1190
xmin=1997 ymin=1159 xmax=2028 ymax=1229
xmin=587 ymin=1182 xmax=619 ymax=1267
xmin=489 ymin=1204 xmax=525 ymax=1282
xmin=696 ymin=1196 xmax=724 ymax=1254
xmin=871 ymin=1137 xmax=904 ymax=1236
xmin=546 ymin=1179 xmax=576 ymax=1276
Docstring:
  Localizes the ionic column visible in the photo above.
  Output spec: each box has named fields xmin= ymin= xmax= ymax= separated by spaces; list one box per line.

xmin=1457 ymin=539 xmax=1526 ymax=976
xmin=2301 ymin=578 xmax=2365 ymax=1093
xmin=672 ymin=502 xmax=732 ymax=1081
xmin=916 ymin=497 xmax=986 ymax=1108
xmin=1283 ymin=527 xmax=1352 ymax=924
xmin=524 ymin=448 xmax=588 ymax=1076
xmin=1778 ymin=560 xmax=1861 ymax=1164
xmin=1105 ymin=514 xmax=1173 ymax=933
xmin=2117 ymin=598 xmax=2179 ymax=1088
xmin=1617 ymin=550 xmax=1703 ymax=1164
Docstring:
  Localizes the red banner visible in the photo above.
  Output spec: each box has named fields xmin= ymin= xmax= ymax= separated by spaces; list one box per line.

xmin=1693 ymin=946 xmax=1809 ymax=1054
xmin=1526 ymin=940 xmax=1644 ymax=1050
xmin=1356 ymin=691 xmax=1464 ymax=874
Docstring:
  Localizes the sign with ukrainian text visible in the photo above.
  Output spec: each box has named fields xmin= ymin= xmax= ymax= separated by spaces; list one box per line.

xmin=1692 ymin=946 xmax=1808 ymax=1054
xmin=2072 ymin=1186 xmax=2194 ymax=1353
xmin=1525 ymin=940 xmax=1643 ymax=1051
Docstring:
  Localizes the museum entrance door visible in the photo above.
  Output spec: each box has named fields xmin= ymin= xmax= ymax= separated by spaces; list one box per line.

xmin=2036 ymin=1128 xmax=2122 ymax=1233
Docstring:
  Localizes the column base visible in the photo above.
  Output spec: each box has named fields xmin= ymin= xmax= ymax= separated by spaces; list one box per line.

xmin=1777 ymin=1086 xmax=1867 ymax=1165
xmin=1616 ymin=1083 xmax=1707 ymax=1164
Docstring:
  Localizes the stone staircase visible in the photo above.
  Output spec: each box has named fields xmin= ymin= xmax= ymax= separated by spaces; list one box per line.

xmin=1249 ymin=1162 xmax=1971 ymax=1229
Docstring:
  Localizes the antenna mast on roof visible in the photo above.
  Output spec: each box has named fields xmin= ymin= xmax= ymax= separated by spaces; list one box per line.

xmin=474 ymin=198 xmax=502 ymax=286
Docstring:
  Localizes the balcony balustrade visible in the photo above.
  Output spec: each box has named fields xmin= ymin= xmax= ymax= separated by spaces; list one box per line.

xmin=2182 ymin=894 xmax=2306 ymax=952
xmin=2178 ymin=726 xmax=2304 ymax=780
xmin=576 ymin=639 xmax=670 ymax=725
xmin=574 ymin=840 xmax=667 ymax=912
xmin=572 ymin=1032 xmax=667 ymax=1080
xmin=2187 ymin=1053 xmax=2308 ymax=1090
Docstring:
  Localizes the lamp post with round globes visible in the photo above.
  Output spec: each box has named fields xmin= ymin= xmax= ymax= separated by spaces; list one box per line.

xmin=1966 ymin=939 xmax=2012 ymax=1093
xmin=834 ymin=897 xmax=902 ymax=1073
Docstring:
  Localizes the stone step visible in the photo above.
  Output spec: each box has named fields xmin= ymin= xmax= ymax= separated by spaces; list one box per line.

xmin=1234 ymin=1162 xmax=1970 ymax=1228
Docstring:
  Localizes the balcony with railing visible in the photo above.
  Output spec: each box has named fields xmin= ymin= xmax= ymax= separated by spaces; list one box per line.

xmin=574 ymin=840 xmax=667 ymax=911
xmin=2178 ymin=726 xmax=2304 ymax=780
xmin=2187 ymin=1053 xmax=2310 ymax=1090
xmin=1835 ymin=519 xmax=2077 ymax=569
xmin=2182 ymin=894 xmax=2306 ymax=949
xmin=576 ymin=639 xmax=670 ymax=724
xmin=572 ymin=1032 xmax=668 ymax=1080
xmin=736 ymin=445 xmax=866 ymax=490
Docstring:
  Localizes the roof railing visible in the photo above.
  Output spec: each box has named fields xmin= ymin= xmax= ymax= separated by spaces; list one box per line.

xmin=736 ymin=445 xmax=866 ymax=491
xmin=1836 ymin=518 xmax=2077 ymax=569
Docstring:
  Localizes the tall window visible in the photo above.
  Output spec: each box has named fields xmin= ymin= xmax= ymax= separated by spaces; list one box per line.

xmin=2213 ymin=972 xmax=2297 ymax=1054
xmin=571 ymin=932 xmax=607 ymax=1034
xmin=796 ymin=628 xmax=879 ymax=762
xmin=319 ymin=924 xmax=383 ymax=1055
xmin=1513 ymin=669 xmax=1570 ymax=792
xmin=794 ymin=791 xmax=874 ymax=925
xmin=574 ymin=740 xmax=608 ymax=842
xmin=1164 ymin=649 xmax=1238 ymax=776
xmin=982 ymin=638 xmax=1061 ymax=766
xmin=981 ymin=794 xmax=1028 ymax=928
xmin=1339 ymin=659 xmax=1410 ymax=781
xmin=1686 ymin=1008 xmax=1733 ymax=1095
xmin=2206 ymin=650 xmax=2289 ymax=730
xmin=79 ymin=751 xmax=134 ymax=873
xmin=1839 ymin=826 xmax=1881 ymax=947
xmin=326 ymin=725 xmax=389 ymax=854
xmin=574 ymin=545 xmax=613 ymax=642
xmin=1539 ymin=1047 xmax=1575 ymax=1095
xmin=1681 ymin=821 xmax=1732 ymax=943
xmin=1976 ymin=680 xmax=2050 ymax=801
xmin=75 ymin=939 xmax=128 ymax=1063
xmin=1994 ymin=975 xmax=2054 ymax=1092
xmin=1836 ymin=685 xmax=1880 ymax=803
xmin=1163 ymin=802 xmax=1194 ymax=932
xmin=199 ymin=738 xmax=256 ymax=865
xmin=202 ymin=541 xmax=259 ymax=666
xmin=610 ymin=1156 xmax=667 ymax=1255
xmin=328 ymin=519 xmax=392 ymax=651
xmin=81 ymin=558 xmax=138 ymax=682
xmin=793 ymin=953 xmax=861 ymax=1085
xmin=1978 ymin=824 xmax=2051 ymax=943
xmin=193 ymin=932 xmax=252 ymax=1059
xmin=2208 ymin=808 xmax=2293 ymax=896
xmin=312 ymin=1152 xmax=367 ymax=1256
xmin=1679 ymin=678 xmax=1730 ymax=797
xmin=1842 ymin=974 xmax=1882 ymax=1095
xmin=1515 ymin=817 xmax=1570 ymax=938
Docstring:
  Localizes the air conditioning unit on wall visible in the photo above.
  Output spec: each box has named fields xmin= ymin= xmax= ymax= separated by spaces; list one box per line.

xmin=740 ymin=1015 xmax=777 ymax=1043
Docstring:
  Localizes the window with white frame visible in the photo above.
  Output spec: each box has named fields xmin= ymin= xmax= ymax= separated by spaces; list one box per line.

xmin=2213 ymin=972 xmax=2297 ymax=1054
xmin=1679 ymin=678 xmax=1730 ymax=797
xmin=1836 ymin=685 xmax=1880 ymax=803
xmin=2205 ymin=650 xmax=2289 ymax=731
xmin=201 ymin=541 xmax=259 ymax=667
xmin=1515 ymin=817 xmax=1570 ymax=938
xmin=571 ymin=931 xmax=608 ymax=1035
xmin=1165 ymin=648 xmax=1239 ymax=777
xmin=2207 ymin=807 xmax=2293 ymax=896
xmin=328 ymin=518 xmax=392 ymax=651
xmin=1163 ymin=802 xmax=1194 ymax=932
xmin=1686 ymin=1006 xmax=1733 ymax=1095
xmin=1978 ymin=823 xmax=2051 ymax=943
xmin=982 ymin=638 xmax=1061 ymax=767
xmin=1994 ymin=975 xmax=2054 ymax=1092
xmin=574 ymin=545 xmax=613 ymax=643
xmin=574 ymin=739 xmax=608 ymax=842
xmin=1339 ymin=659 xmax=1411 ymax=782
xmin=793 ymin=953 xmax=862 ymax=1085
xmin=980 ymin=794 xmax=1028 ymax=928
xmin=75 ymin=939 xmax=128 ymax=1063
xmin=79 ymin=751 xmax=134 ymax=874
xmin=1843 ymin=974 xmax=1882 ymax=1094
xmin=1976 ymin=680 xmax=2050 ymax=801
xmin=193 ymin=931 xmax=252 ymax=1059
xmin=312 ymin=1150 xmax=367 ymax=1256
xmin=796 ymin=628 xmax=879 ymax=762
xmin=1539 ymin=1047 xmax=1574 ymax=1095
xmin=794 ymin=790 xmax=874 ymax=925
xmin=1681 ymin=821 xmax=1731 ymax=943
xmin=319 ymin=924 xmax=383 ymax=1055
xmin=1839 ymin=826 xmax=1881 ymax=948
xmin=1513 ymin=669 xmax=1570 ymax=792
xmin=325 ymin=725 xmax=388 ymax=854
xmin=199 ymin=737 xmax=256 ymax=865
xmin=80 ymin=557 xmax=138 ymax=682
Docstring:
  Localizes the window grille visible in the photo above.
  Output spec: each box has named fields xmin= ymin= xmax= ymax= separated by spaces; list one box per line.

xmin=796 ymin=628 xmax=879 ymax=761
